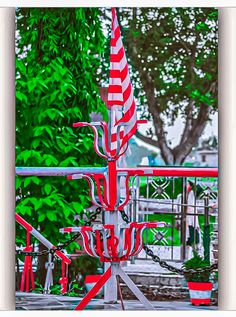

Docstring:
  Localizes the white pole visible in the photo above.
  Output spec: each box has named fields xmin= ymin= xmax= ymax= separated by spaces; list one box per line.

xmin=104 ymin=211 xmax=118 ymax=303
xmin=0 ymin=8 xmax=15 ymax=310
xmin=219 ymin=8 xmax=236 ymax=310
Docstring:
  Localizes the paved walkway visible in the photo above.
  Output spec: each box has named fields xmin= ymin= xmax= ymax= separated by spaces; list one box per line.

xmin=16 ymin=292 xmax=217 ymax=311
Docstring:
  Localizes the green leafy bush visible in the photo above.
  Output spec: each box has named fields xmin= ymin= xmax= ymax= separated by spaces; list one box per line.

xmin=182 ymin=251 xmax=211 ymax=282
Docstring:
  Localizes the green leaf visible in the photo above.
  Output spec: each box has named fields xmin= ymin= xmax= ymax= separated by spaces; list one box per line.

xmin=38 ymin=213 xmax=46 ymax=222
xmin=32 ymin=138 xmax=41 ymax=149
xmin=46 ymin=211 xmax=57 ymax=221
xmin=16 ymin=177 xmax=21 ymax=190
xmin=16 ymin=91 xmax=28 ymax=103
xmin=72 ymin=202 xmax=83 ymax=213
xmin=23 ymin=177 xmax=32 ymax=188
xmin=64 ymin=206 xmax=72 ymax=218
xmin=44 ymin=184 xmax=52 ymax=195
xmin=21 ymin=206 xmax=32 ymax=216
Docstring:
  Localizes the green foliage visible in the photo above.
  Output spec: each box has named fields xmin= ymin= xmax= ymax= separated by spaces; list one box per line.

xmin=15 ymin=8 xmax=107 ymax=252
xmin=33 ymin=281 xmax=44 ymax=294
xmin=72 ymin=255 xmax=102 ymax=280
xmin=182 ymin=251 xmax=211 ymax=282
xmin=33 ymin=280 xmax=83 ymax=297
xmin=119 ymin=8 xmax=218 ymax=115
xmin=68 ymin=255 xmax=102 ymax=294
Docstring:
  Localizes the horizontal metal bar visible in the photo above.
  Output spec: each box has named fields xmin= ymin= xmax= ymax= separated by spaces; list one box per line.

xmin=117 ymin=167 xmax=218 ymax=178
xmin=15 ymin=167 xmax=107 ymax=176
xmin=16 ymin=166 xmax=218 ymax=178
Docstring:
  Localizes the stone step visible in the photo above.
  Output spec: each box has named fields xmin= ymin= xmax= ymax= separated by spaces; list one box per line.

xmin=119 ymin=283 xmax=189 ymax=301
xmin=121 ymin=272 xmax=186 ymax=288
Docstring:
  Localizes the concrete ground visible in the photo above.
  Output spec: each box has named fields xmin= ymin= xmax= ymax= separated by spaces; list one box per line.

xmin=16 ymin=292 xmax=217 ymax=311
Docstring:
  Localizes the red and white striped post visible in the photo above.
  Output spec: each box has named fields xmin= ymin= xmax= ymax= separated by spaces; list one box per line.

xmin=19 ymin=225 xmax=35 ymax=292
xmin=16 ymin=214 xmax=71 ymax=294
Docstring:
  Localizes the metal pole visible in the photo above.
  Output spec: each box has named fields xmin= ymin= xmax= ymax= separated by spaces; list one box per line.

xmin=104 ymin=160 xmax=118 ymax=303
xmin=181 ymin=177 xmax=187 ymax=261
xmin=130 ymin=177 xmax=139 ymax=264
xmin=0 ymin=8 xmax=15 ymax=310
xmin=16 ymin=166 xmax=107 ymax=176
xmin=104 ymin=211 xmax=118 ymax=303
xmin=203 ymin=196 xmax=210 ymax=263
xmin=219 ymin=8 xmax=236 ymax=310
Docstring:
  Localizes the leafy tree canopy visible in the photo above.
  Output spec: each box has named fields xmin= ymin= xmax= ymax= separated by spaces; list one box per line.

xmin=16 ymin=8 xmax=107 ymax=252
xmin=101 ymin=8 xmax=218 ymax=164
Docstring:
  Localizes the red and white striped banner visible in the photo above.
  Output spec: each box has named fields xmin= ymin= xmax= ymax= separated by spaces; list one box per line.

xmin=108 ymin=8 xmax=137 ymax=155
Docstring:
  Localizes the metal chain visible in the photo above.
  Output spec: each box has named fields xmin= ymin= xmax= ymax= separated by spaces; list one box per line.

xmin=16 ymin=207 xmax=102 ymax=257
xmin=120 ymin=209 xmax=218 ymax=276
xmin=120 ymin=209 xmax=130 ymax=224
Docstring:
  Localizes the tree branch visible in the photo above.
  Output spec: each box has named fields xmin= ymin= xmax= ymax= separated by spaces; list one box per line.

xmin=135 ymin=131 xmax=158 ymax=147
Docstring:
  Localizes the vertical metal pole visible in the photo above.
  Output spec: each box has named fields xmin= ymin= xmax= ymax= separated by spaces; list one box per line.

xmin=181 ymin=177 xmax=187 ymax=261
xmin=145 ymin=176 xmax=149 ymax=259
xmin=203 ymin=196 xmax=210 ymax=263
xmin=218 ymin=8 xmax=236 ymax=310
xmin=104 ymin=160 xmax=118 ymax=303
xmin=104 ymin=212 xmax=118 ymax=303
xmin=219 ymin=8 xmax=236 ymax=309
xmin=171 ymin=178 xmax=175 ymax=261
xmin=135 ymin=177 xmax=140 ymax=223
xmin=133 ymin=177 xmax=140 ymax=263
xmin=130 ymin=177 xmax=138 ymax=264
xmin=0 ymin=8 xmax=15 ymax=310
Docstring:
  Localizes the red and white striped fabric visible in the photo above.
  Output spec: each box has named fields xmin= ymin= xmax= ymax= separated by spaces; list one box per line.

xmin=108 ymin=8 xmax=137 ymax=155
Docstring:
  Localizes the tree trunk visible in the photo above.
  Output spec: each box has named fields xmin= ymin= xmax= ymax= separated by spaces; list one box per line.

xmin=136 ymin=92 xmax=210 ymax=165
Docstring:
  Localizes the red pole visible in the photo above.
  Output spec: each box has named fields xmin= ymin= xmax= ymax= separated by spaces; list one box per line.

xmin=108 ymin=160 xmax=117 ymax=210
xmin=74 ymin=266 xmax=112 ymax=310
xmin=118 ymin=167 xmax=218 ymax=178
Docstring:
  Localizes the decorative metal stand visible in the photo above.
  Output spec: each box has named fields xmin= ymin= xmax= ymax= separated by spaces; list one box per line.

xmin=61 ymin=221 xmax=165 ymax=310
xmin=57 ymin=112 xmax=169 ymax=310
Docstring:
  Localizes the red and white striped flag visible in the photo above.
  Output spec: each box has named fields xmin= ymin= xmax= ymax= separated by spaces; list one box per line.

xmin=107 ymin=8 xmax=137 ymax=155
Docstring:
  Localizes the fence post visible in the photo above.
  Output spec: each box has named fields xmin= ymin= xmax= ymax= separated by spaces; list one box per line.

xmin=130 ymin=177 xmax=139 ymax=264
xmin=203 ymin=196 xmax=210 ymax=263
xmin=181 ymin=177 xmax=187 ymax=261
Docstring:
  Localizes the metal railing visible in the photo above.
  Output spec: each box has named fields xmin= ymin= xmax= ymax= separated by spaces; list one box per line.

xmin=125 ymin=170 xmax=218 ymax=263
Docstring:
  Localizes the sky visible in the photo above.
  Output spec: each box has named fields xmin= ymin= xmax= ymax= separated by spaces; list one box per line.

xmin=136 ymin=112 xmax=218 ymax=153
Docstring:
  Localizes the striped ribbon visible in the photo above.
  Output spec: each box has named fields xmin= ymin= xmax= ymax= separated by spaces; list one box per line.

xmin=108 ymin=8 xmax=137 ymax=155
